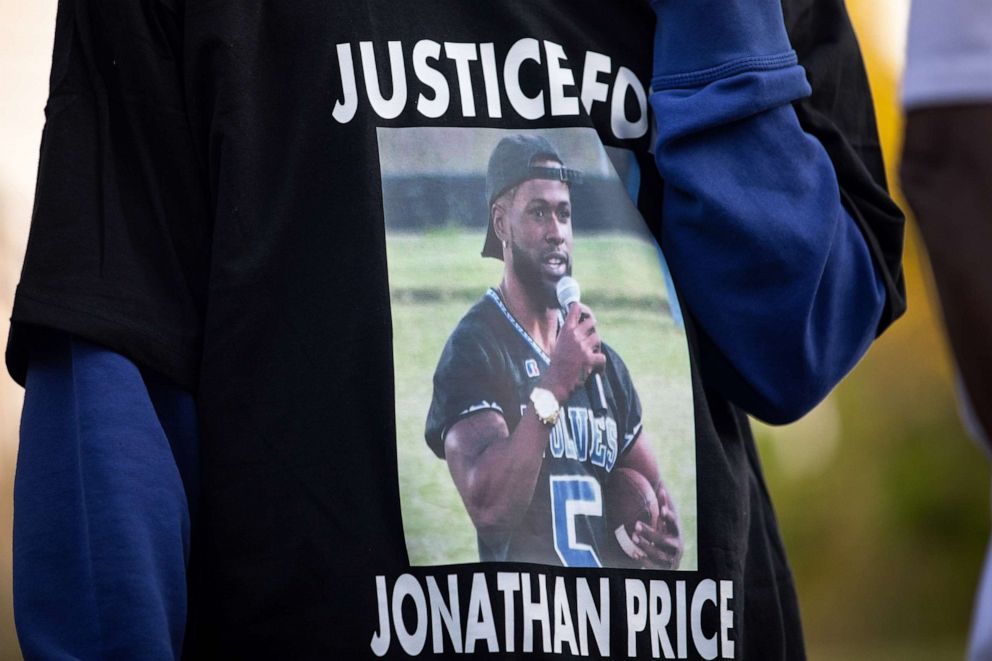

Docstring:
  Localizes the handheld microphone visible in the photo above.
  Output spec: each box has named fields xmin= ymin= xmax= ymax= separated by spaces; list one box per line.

xmin=556 ymin=277 xmax=608 ymax=417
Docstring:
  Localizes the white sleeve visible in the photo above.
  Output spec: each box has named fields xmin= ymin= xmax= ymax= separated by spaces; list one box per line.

xmin=903 ymin=0 xmax=992 ymax=108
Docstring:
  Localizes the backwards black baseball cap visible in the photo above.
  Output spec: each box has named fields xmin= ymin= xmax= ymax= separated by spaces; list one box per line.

xmin=481 ymin=134 xmax=583 ymax=260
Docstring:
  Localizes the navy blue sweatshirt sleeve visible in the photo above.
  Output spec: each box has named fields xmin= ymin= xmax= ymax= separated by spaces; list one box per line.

xmin=649 ymin=0 xmax=890 ymax=424
xmin=13 ymin=330 xmax=199 ymax=659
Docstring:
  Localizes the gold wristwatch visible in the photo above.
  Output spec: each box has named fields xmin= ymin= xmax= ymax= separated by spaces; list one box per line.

xmin=529 ymin=387 xmax=561 ymax=426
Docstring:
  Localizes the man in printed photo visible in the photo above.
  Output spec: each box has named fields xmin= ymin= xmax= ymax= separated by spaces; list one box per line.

xmin=425 ymin=134 xmax=681 ymax=569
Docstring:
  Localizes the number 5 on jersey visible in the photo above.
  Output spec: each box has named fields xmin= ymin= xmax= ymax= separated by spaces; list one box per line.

xmin=550 ymin=476 xmax=603 ymax=567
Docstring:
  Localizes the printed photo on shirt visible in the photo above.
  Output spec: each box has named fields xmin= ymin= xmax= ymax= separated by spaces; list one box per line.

xmin=379 ymin=127 xmax=697 ymax=570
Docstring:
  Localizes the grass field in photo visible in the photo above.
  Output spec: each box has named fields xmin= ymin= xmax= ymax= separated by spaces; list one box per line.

xmin=386 ymin=230 xmax=697 ymax=570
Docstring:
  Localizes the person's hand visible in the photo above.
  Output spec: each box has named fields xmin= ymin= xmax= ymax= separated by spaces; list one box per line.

xmin=631 ymin=481 xmax=683 ymax=570
xmin=541 ymin=303 xmax=605 ymax=403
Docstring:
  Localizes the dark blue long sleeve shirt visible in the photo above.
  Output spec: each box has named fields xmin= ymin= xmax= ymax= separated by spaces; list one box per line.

xmin=14 ymin=331 xmax=198 ymax=659
xmin=648 ymin=0 xmax=887 ymax=423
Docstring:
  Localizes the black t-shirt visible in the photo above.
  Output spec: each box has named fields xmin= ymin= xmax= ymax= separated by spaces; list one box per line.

xmin=8 ymin=0 xmax=905 ymax=658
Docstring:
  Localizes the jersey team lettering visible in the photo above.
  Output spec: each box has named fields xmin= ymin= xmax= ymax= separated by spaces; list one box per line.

xmin=332 ymin=39 xmax=649 ymax=139
xmin=542 ymin=404 xmax=620 ymax=471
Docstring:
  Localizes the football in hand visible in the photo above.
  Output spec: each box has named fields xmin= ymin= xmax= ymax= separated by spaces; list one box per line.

xmin=605 ymin=467 xmax=659 ymax=559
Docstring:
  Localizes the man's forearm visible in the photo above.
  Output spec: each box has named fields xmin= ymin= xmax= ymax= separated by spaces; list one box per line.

xmin=447 ymin=407 xmax=551 ymax=537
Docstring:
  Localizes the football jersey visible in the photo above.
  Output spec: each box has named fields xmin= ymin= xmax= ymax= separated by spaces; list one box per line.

xmin=426 ymin=288 xmax=643 ymax=566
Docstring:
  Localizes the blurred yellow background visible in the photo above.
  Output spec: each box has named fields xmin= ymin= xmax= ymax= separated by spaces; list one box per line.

xmin=0 ymin=1 xmax=987 ymax=659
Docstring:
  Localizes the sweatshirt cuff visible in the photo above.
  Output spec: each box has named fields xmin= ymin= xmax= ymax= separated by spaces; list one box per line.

xmin=653 ymin=51 xmax=799 ymax=91
xmin=651 ymin=64 xmax=813 ymax=141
